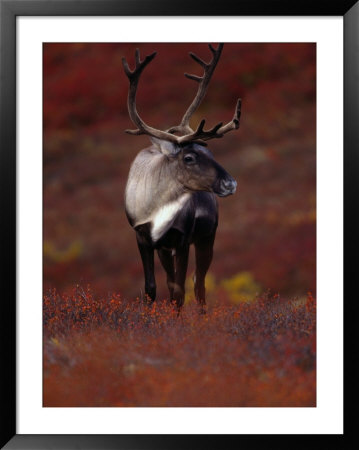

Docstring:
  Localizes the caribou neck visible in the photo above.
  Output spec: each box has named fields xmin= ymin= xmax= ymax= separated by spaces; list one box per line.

xmin=125 ymin=148 xmax=190 ymax=232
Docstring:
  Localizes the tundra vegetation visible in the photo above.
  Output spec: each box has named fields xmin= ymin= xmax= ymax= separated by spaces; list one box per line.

xmin=43 ymin=43 xmax=316 ymax=407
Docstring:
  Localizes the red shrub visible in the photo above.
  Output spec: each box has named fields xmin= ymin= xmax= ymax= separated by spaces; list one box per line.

xmin=44 ymin=287 xmax=316 ymax=407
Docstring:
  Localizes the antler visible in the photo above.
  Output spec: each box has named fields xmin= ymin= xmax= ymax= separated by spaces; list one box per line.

xmin=122 ymin=45 xmax=241 ymax=146
xmin=167 ymin=44 xmax=224 ymax=136
xmin=177 ymin=98 xmax=242 ymax=144
xmin=122 ymin=49 xmax=179 ymax=143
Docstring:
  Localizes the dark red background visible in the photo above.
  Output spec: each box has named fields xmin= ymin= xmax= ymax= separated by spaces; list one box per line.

xmin=43 ymin=43 xmax=316 ymax=302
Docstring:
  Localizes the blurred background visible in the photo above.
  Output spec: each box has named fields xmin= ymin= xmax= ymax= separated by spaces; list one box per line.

xmin=43 ymin=43 xmax=316 ymax=303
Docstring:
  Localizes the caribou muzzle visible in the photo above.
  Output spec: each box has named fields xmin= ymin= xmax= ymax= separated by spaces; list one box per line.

xmin=216 ymin=176 xmax=237 ymax=197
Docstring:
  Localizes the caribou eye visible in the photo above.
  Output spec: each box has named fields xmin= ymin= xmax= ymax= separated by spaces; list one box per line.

xmin=184 ymin=154 xmax=196 ymax=164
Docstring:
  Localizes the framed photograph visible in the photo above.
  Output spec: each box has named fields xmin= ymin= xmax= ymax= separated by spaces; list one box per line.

xmin=1 ymin=0 xmax=357 ymax=448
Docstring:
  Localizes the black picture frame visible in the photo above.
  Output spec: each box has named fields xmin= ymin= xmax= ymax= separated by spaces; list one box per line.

xmin=1 ymin=1 xmax=357 ymax=448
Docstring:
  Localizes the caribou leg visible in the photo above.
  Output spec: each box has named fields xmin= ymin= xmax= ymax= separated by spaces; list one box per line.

xmin=173 ymin=244 xmax=190 ymax=310
xmin=136 ymin=232 xmax=156 ymax=302
xmin=194 ymin=236 xmax=214 ymax=313
xmin=157 ymin=248 xmax=175 ymax=302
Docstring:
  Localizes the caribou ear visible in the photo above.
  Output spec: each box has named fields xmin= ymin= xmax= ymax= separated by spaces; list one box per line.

xmin=150 ymin=137 xmax=180 ymax=156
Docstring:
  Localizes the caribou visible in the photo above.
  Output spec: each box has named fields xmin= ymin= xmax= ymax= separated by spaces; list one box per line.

xmin=122 ymin=43 xmax=241 ymax=312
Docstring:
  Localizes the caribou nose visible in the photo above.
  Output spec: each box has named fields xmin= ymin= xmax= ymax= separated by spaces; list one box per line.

xmin=221 ymin=178 xmax=237 ymax=194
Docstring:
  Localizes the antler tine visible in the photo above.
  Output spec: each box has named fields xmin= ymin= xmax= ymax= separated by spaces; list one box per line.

xmin=177 ymin=99 xmax=242 ymax=144
xmin=122 ymin=49 xmax=179 ymax=143
xmin=177 ymin=120 xmax=224 ymax=144
xmin=135 ymin=48 xmax=141 ymax=66
xmin=208 ymin=44 xmax=217 ymax=53
xmin=176 ymin=43 xmax=224 ymax=134
xmin=188 ymin=52 xmax=207 ymax=69
xmin=122 ymin=48 xmax=157 ymax=78
xmin=213 ymin=98 xmax=242 ymax=137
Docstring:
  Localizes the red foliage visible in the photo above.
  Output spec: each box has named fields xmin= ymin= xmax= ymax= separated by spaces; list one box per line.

xmin=43 ymin=287 xmax=316 ymax=407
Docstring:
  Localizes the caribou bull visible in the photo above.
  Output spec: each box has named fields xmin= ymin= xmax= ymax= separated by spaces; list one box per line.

xmin=122 ymin=43 xmax=241 ymax=311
